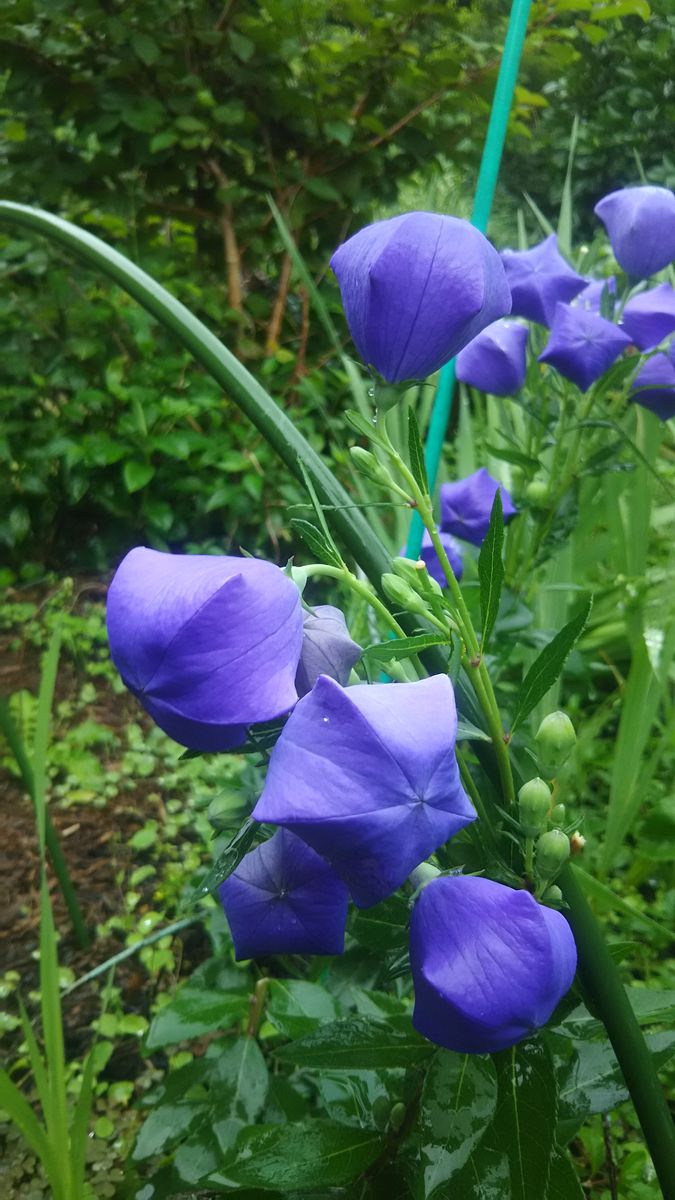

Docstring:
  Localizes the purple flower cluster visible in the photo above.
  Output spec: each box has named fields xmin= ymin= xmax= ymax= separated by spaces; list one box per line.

xmin=107 ymin=545 xmax=577 ymax=1052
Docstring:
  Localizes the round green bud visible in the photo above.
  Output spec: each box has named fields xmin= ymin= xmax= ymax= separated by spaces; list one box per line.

xmin=381 ymin=573 xmax=429 ymax=619
xmin=551 ymin=803 xmax=566 ymax=826
xmin=525 ymin=479 xmax=549 ymax=506
xmin=543 ymin=885 xmax=563 ymax=905
xmin=536 ymin=711 xmax=577 ymax=776
xmin=389 ymin=1102 xmax=407 ymax=1132
xmin=372 ymin=1097 xmax=391 ymax=1130
xmin=535 ymin=829 xmax=571 ymax=879
xmin=518 ymin=777 xmax=551 ymax=836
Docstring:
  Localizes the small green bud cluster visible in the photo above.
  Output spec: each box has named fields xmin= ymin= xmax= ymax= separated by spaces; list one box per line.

xmin=535 ymin=829 xmax=571 ymax=881
xmin=536 ymin=711 xmax=576 ymax=778
xmin=350 ymin=446 xmax=401 ymax=493
xmin=392 ymin=556 xmax=443 ymax=600
xmin=518 ymin=777 xmax=551 ymax=837
xmin=525 ymin=478 xmax=549 ymax=507
xmin=382 ymin=573 xmax=432 ymax=620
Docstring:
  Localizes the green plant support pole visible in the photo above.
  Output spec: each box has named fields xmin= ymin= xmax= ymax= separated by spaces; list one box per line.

xmin=560 ymin=864 xmax=675 ymax=1200
xmin=405 ymin=0 xmax=532 ymax=559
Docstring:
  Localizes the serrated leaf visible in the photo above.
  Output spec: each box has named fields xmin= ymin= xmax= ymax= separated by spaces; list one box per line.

xmin=188 ymin=817 xmax=258 ymax=902
xmin=145 ymin=988 xmax=249 ymax=1050
xmin=408 ymin=407 xmax=429 ymax=494
xmin=547 ymin=1147 xmax=584 ymax=1199
xmin=362 ymin=634 xmax=450 ymax=665
xmin=510 ymin=597 xmax=592 ymax=731
xmin=274 ymin=1015 xmax=432 ymax=1069
xmin=211 ymin=1120 xmax=384 ymax=1190
xmin=267 ymin=980 xmax=339 ymax=1039
xmin=557 ymin=1031 xmax=675 ymax=1125
xmin=350 ymin=894 xmax=409 ymax=953
xmin=418 ymin=1051 xmax=498 ymax=1197
xmin=478 ymin=489 xmax=504 ymax=653
xmin=291 ymin=518 xmax=344 ymax=568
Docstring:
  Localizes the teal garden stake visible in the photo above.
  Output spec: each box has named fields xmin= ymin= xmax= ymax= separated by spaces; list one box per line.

xmin=405 ymin=0 xmax=532 ymax=559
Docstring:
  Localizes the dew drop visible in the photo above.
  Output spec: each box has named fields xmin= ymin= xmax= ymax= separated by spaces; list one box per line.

xmin=322 ymin=716 xmax=329 ymax=724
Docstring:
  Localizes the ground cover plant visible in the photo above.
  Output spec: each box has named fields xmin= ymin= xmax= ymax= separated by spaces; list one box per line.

xmin=1 ymin=164 xmax=674 ymax=1200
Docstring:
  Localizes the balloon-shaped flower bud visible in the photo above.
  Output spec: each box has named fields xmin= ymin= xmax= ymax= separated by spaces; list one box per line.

xmin=440 ymin=468 xmax=517 ymax=547
xmin=620 ymin=283 xmax=675 ymax=351
xmin=106 ymin=548 xmax=303 ymax=751
xmin=594 ymin=186 xmax=675 ymax=279
xmin=551 ymin=803 xmax=566 ymax=826
xmin=381 ymin=573 xmax=432 ymax=619
xmin=518 ymin=777 xmax=551 ymax=837
xmin=630 ymin=344 xmax=675 ymax=420
xmin=525 ymin=478 xmax=549 ymax=507
xmin=350 ymin=446 xmax=400 ymax=492
xmin=455 ymin=318 xmax=529 ymax=396
xmin=539 ymin=302 xmax=631 ymax=392
xmin=330 ymin=211 xmax=512 ymax=385
xmin=253 ymin=675 xmax=476 ymax=908
xmin=219 ymin=829 xmax=349 ymax=960
xmin=410 ymin=874 xmax=577 ymax=1053
xmin=573 ymin=277 xmax=617 ymax=316
xmin=535 ymin=829 xmax=571 ymax=880
xmin=500 ymin=235 xmax=586 ymax=327
xmin=295 ymin=605 xmax=361 ymax=698
xmin=536 ymin=710 xmax=577 ymax=776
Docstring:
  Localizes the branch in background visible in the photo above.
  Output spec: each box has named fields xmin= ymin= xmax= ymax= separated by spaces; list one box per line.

xmin=290 ymin=285 xmax=310 ymax=389
xmin=265 ymin=250 xmax=292 ymax=352
xmin=207 ymin=159 xmax=243 ymax=313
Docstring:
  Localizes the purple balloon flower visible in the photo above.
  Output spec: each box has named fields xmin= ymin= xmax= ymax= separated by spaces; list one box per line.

xmin=500 ymin=235 xmax=586 ymax=327
xmin=410 ymin=874 xmax=577 ymax=1054
xmin=630 ymin=344 xmax=675 ymax=420
xmin=420 ymin=529 xmax=464 ymax=586
xmin=539 ymin=302 xmax=632 ymax=392
xmin=253 ymin=675 xmax=475 ymax=908
xmin=594 ymin=186 xmax=675 ymax=279
xmin=440 ymin=468 xmax=517 ymax=547
xmin=295 ymin=605 xmax=362 ymax=698
xmin=573 ymin=276 xmax=617 ymax=315
xmin=107 ymin=548 xmax=303 ymax=751
xmin=219 ymin=829 xmax=349 ymax=960
xmin=330 ymin=212 xmax=511 ymax=384
xmin=455 ymin=318 xmax=528 ymax=396
xmin=620 ymin=283 xmax=675 ymax=351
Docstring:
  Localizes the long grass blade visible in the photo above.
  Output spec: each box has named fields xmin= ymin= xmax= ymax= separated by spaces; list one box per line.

xmin=70 ymin=1048 xmax=96 ymax=1199
xmin=0 ymin=1070 xmax=58 ymax=1182
xmin=32 ymin=626 xmax=62 ymax=857
xmin=18 ymin=998 xmax=51 ymax=1126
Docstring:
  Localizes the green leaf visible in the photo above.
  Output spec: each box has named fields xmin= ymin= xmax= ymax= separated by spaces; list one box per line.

xmin=123 ymin=459 xmax=155 ymax=493
xmin=145 ymin=987 xmax=249 ymax=1050
xmin=290 ymin=518 xmax=344 ymax=569
xmin=485 ymin=444 xmax=540 ymax=471
xmin=133 ymin=1101 xmax=207 ymax=1160
xmin=560 ymin=988 xmax=675 ymax=1039
xmin=274 ymin=1016 xmax=432 ymax=1070
xmin=408 ymin=407 xmax=429 ymax=495
xmin=131 ymin=33 xmax=160 ymax=64
xmin=350 ymin=894 xmax=409 ymax=953
xmin=456 ymin=1041 xmax=557 ymax=1200
xmin=212 ymin=1037 xmax=269 ymax=1149
xmin=212 ymin=1121 xmax=384 ymax=1190
xmin=70 ymin=1048 xmax=97 ymax=1195
xmin=510 ymin=597 xmax=592 ymax=732
xmin=345 ymin=409 xmax=386 ymax=446
xmin=188 ymin=817 xmax=259 ymax=903
xmin=0 ymin=1069 xmax=57 ymax=1181
xmin=456 ymin=718 xmax=492 ymax=743
xmin=547 ymin=1147 xmax=584 ymax=1199
xmin=478 ymin=489 xmax=504 ymax=654
xmin=418 ymin=1051 xmax=498 ymax=1197
xmin=557 ymin=1031 xmax=675 ymax=1126
xmin=362 ymin=634 xmax=450 ymax=666
xmin=267 ymin=981 xmax=339 ymax=1040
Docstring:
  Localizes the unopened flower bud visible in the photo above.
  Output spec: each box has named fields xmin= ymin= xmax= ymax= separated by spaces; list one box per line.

xmin=543 ymin=885 xmax=563 ymax=905
xmin=350 ymin=446 xmax=398 ymax=491
xmin=535 ymin=829 xmax=571 ymax=880
xmin=389 ymin=1102 xmax=406 ymax=1132
xmin=518 ymin=777 xmax=551 ymax=836
xmin=551 ymin=803 xmax=566 ymax=826
xmin=381 ymin=573 xmax=431 ymax=619
xmin=536 ymin=711 xmax=576 ymax=776
xmin=525 ymin=479 xmax=549 ymax=507
xmin=372 ymin=1097 xmax=391 ymax=1130
xmin=392 ymin=556 xmax=443 ymax=600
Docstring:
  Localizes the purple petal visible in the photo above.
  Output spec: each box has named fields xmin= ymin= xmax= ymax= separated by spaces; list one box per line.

xmin=621 ymin=283 xmax=675 ymax=350
xmin=500 ymin=235 xmax=586 ymax=327
xmin=630 ymin=344 xmax=675 ymax=420
xmin=410 ymin=875 xmax=577 ymax=1053
xmin=572 ymin=277 xmax=617 ymax=315
xmin=330 ymin=212 xmax=511 ymax=384
xmin=539 ymin=303 xmax=631 ymax=392
xmin=594 ymin=186 xmax=675 ymax=278
xmin=420 ymin=529 xmax=464 ymax=586
xmin=253 ymin=675 xmax=476 ymax=908
xmin=219 ymin=829 xmax=349 ymax=959
xmin=455 ymin=318 xmax=529 ymax=396
xmin=295 ymin=605 xmax=362 ymax=698
xmin=439 ymin=468 xmax=517 ymax=547
xmin=107 ymin=548 xmax=304 ymax=750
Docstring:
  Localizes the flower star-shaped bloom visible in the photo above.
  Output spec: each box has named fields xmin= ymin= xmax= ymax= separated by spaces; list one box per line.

xmin=410 ymin=874 xmax=577 ymax=1054
xmin=500 ymin=234 xmax=586 ymax=327
xmin=440 ymin=468 xmax=517 ymax=548
xmin=330 ymin=211 xmax=511 ymax=384
xmin=106 ymin=548 xmax=303 ymax=751
xmin=455 ymin=318 xmax=528 ymax=396
xmin=539 ymin=302 xmax=631 ymax=392
xmin=219 ymin=829 xmax=349 ymax=960
xmin=295 ymin=605 xmax=362 ymax=698
xmin=253 ymin=675 xmax=475 ymax=908
xmin=594 ymin=186 xmax=675 ymax=278
xmin=621 ymin=283 xmax=675 ymax=351
xmin=630 ymin=344 xmax=675 ymax=421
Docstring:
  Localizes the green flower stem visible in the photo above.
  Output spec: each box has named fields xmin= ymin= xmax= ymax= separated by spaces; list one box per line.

xmin=457 ymin=748 xmax=500 ymax=850
xmin=560 ymin=864 xmax=675 ymax=1199
xmin=524 ymin=836 xmax=534 ymax=878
